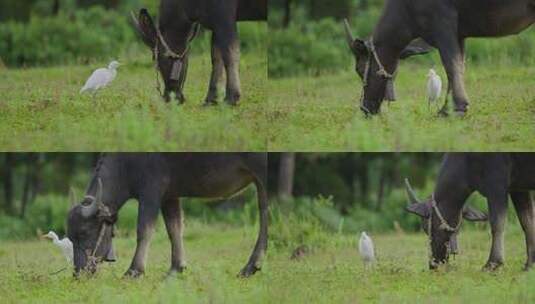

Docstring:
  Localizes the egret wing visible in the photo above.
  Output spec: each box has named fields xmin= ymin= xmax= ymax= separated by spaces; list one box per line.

xmin=81 ymin=68 xmax=110 ymax=92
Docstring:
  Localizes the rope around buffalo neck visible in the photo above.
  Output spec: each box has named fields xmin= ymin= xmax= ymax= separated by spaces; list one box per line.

xmin=427 ymin=194 xmax=463 ymax=267
xmin=431 ymin=194 xmax=462 ymax=233
xmin=82 ymin=194 xmax=113 ymax=270
xmin=155 ymin=26 xmax=191 ymax=60
xmin=366 ymin=39 xmax=394 ymax=80
xmin=358 ymin=38 xmax=395 ymax=115
xmin=152 ymin=23 xmax=199 ymax=96
xmin=86 ymin=222 xmax=109 ymax=270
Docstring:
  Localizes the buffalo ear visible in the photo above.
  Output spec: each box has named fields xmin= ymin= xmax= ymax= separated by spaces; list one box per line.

xmin=462 ymin=206 xmax=488 ymax=221
xmin=342 ymin=19 xmax=369 ymax=58
xmin=351 ymin=39 xmax=369 ymax=58
xmin=131 ymin=8 xmax=157 ymax=48
xmin=405 ymin=202 xmax=431 ymax=218
xmin=399 ymin=38 xmax=434 ymax=60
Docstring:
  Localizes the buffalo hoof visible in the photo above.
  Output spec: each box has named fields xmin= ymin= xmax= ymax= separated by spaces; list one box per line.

xmin=437 ymin=108 xmax=449 ymax=117
xmin=224 ymin=94 xmax=240 ymax=106
xmin=167 ymin=266 xmax=187 ymax=277
xmin=225 ymin=100 xmax=240 ymax=107
xmin=482 ymin=261 xmax=503 ymax=272
xmin=176 ymin=93 xmax=186 ymax=105
xmin=523 ymin=263 xmax=534 ymax=271
xmin=237 ymin=264 xmax=260 ymax=278
xmin=202 ymin=100 xmax=218 ymax=107
xmin=454 ymin=110 xmax=467 ymax=118
xmin=124 ymin=268 xmax=144 ymax=278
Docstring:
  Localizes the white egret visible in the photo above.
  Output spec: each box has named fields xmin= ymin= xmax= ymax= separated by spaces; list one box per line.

xmin=80 ymin=61 xmax=120 ymax=96
xmin=427 ymin=68 xmax=442 ymax=110
xmin=358 ymin=231 xmax=375 ymax=269
xmin=43 ymin=231 xmax=73 ymax=263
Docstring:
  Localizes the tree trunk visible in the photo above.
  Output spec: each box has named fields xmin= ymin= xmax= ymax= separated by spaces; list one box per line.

xmin=52 ymin=0 xmax=60 ymax=15
xmin=283 ymin=0 xmax=292 ymax=28
xmin=20 ymin=153 xmax=38 ymax=218
xmin=3 ymin=153 xmax=14 ymax=215
xmin=356 ymin=161 xmax=369 ymax=206
xmin=376 ymin=162 xmax=387 ymax=211
xmin=278 ymin=153 xmax=295 ymax=199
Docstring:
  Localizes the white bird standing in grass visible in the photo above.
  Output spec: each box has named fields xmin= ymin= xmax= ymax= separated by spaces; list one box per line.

xmin=43 ymin=231 xmax=73 ymax=263
xmin=427 ymin=68 xmax=442 ymax=110
xmin=80 ymin=60 xmax=120 ymax=97
xmin=358 ymin=231 xmax=375 ymax=269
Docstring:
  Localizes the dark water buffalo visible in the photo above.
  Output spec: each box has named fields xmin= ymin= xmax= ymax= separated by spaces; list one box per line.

xmin=405 ymin=153 xmax=535 ymax=271
xmin=132 ymin=0 xmax=267 ymax=105
xmin=67 ymin=153 xmax=268 ymax=278
xmin=344 ymin=0 xmax=535 ymax=115
xmin=404 ymin=178 xmax=488 ymax=256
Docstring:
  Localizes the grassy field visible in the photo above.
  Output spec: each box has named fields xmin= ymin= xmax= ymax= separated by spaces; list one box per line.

xmin=2 ymin=220 xmax=535 ymax=303
xmin=268 ymin=63 xmax=535 ymax=151
xmin=0 ymin=50 xmax=267 ymax=151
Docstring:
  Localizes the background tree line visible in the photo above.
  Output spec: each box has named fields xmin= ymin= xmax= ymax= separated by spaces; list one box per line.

xmin=0 ymin=0 xmax=265 ymax=67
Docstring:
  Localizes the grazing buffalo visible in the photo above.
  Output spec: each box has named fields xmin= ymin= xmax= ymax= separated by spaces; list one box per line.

xmin=132 ymin=0 xmax=267 ymax=105
xmin=67 ymin=153 xmax=268 ymax=278
xmin=344 ymin=1 xmax=535 ymax=115
xmin=405 ymin=153 xmax=535 ymax=271
xmin=404 ymin=178 xmax=488 ymax=256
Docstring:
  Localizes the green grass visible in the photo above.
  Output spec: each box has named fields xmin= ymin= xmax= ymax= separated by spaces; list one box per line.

xmin=2 ymin=220 xmax=535 ymax=303
xmin=0 ymin=50 xmax=267 ymax=151
xmin=267 ymin=63 xmax=535 ymax=151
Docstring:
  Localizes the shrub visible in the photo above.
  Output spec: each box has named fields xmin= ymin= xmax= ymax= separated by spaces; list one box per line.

xmin=26 ymin=194 xmax=71 ymax=236
xmin=0 ymin=7 xmax=135 ymax=67
xmin=0 ymin=6 xmax=266 ymax=68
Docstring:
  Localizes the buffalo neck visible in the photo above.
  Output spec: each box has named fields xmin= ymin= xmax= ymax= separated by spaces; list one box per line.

xmin=85 ymin=156 xmax=130 ymax=215
xmin=433 ymin=155 xmax=474 ymax=227
xmin=159 ymin=0 xmax=195 ymax=55
xmin=371 ymin=1 xmax=414 ymax=77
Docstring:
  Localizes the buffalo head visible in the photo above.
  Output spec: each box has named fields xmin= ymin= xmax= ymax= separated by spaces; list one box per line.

xmin=343 ymin=20 xmax=433 ymax=115
xmin=403 ymin=178 xmax=487 ymax=267
xmin=67 ymin=179 xmax=116 ymax=276
xmin=131 ymin=9 xmax=199 ymax=103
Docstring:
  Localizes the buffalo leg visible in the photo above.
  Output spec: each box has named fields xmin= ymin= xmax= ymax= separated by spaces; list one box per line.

xmin=162 ymin=198 xmax=187 ymax=274
xmin=438 ymin=39 xmax=464 ymax=116
xmin=163 ymin=89 xmax=171 ymax=103
xmin=125 ymin=198 xmax=160 ymax=278
xmin=239 ymin=179 xmax=268 ymax=277
xmin=434 ymin=22 xmax=469 ymax=114
xmin=175 ymin=57 xmax=188 ymax=104
xmin=483 ymin=193 xmax=508 ymax=271
xmin=215 ymin=24 xmax=241 ymax=105
xmin=511 ymin=191 xmax=535 ymax=270
xmin=204 ymin=32 xmax=225 ymax=105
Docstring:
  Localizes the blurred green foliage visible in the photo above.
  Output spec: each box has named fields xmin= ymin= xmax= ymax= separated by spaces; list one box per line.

xmin=0 ymin=7 xmax=135 ymax=67
xmin=0 ymin=0 xmax=266 ymax=67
